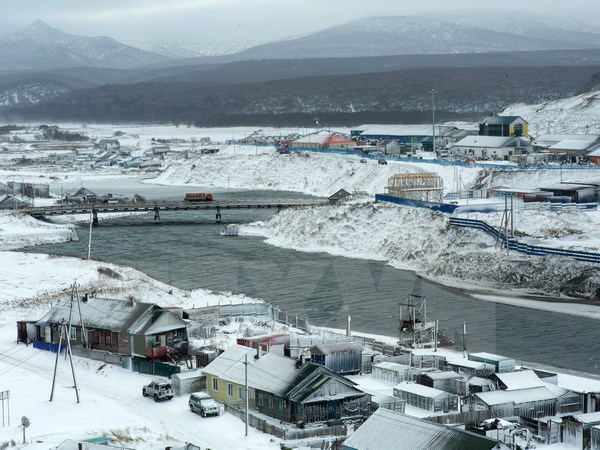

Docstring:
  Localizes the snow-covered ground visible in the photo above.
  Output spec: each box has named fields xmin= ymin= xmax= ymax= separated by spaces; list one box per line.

xmin=2 ymin=118 xmax=600 ymax=448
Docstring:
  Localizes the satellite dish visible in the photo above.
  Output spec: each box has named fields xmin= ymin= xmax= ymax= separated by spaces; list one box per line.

xmin=21 ymin=416 xmax=30 ymax=428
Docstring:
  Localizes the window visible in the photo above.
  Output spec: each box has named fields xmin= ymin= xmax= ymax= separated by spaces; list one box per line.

xmin=238 ymin=386 xmax=245 ymax=400
xmin=69 ymin=327 xmax=76 ymax=340
xmin=104 ymin=331 xmax=112 ymax=346
xmin=227 ymin=383 xmax=233 ymax=397
xmin=212 ymin=377 xmax=219 ymax=392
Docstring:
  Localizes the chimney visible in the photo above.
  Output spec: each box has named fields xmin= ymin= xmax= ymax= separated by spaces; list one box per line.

xmin=346 ymin=315 xmax=351 ymax=337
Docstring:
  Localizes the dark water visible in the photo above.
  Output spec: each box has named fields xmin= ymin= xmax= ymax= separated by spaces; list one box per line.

xmin=23 ymin=181 xmax=600 ymax=374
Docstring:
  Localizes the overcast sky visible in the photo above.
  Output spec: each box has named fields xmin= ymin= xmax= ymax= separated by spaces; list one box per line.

xmin=1 ymin=0 xmax=600 ymax=44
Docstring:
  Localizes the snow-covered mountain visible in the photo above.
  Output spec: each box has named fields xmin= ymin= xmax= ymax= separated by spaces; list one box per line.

xmin=235 ymin=13 xmax=600 ymax=60
xmin=502 ymin=88 xmax=600 ymax=135
xmin=121 ymin=39 xmax=267 ymax=59
xmin=0 ymin=79 xmax=70 ymax=107
xmin=0 ymin=20 xmax=170 ymax=71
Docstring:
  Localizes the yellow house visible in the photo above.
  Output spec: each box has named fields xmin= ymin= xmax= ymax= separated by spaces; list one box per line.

xmin=203 ymin=344 xmax=300 ymax=406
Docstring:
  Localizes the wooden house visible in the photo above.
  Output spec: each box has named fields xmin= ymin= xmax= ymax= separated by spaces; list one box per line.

xmin=371 ymin=362 xmax=413 ymax=385
xmin=32 ymin=297 xmax=188 ymax=360
xmin=0 ymin=194 xmax=28 ymax=209
xmin=203 ymin=345 xmax=370 ymax=424
xmin=342 ymin=408 xmax=501 ymax=450
xmin=445 ymin=357 xmax=494 ymax=378
xmin=328 ymin=189 xmax=352 ymax=205
xmin=64 ymin=187 xmax=98 ymax=204
xmin=309 ymin=342 xmax=363 ymax=375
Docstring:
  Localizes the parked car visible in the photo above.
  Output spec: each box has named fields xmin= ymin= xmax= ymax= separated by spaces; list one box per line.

xmin=378 ymin=159 xmax=388 ymax=165
xmin=359 ymin=158 xmax=367 ymax=163
xmin=142 ymin=380 xmax=174 ymax=402
xmin=189 ymin=392 xmax=221 ymax=417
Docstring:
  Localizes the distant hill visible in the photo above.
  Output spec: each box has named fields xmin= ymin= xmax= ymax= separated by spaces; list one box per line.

xmin=230 ymin=14 xmax=600 ymax=60
xmin=0 ymin=20 xmax=171 ymax=71
xmin=4 ymin=65 xmax=597 ymax=126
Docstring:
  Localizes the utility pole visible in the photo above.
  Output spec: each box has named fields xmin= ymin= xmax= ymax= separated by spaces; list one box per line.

xmin=463 ymin=321 xmax=467 ymax=358
xmin=244 ymin=354 xmax=249 ymax=437
xmin=87 ymin=210 xmax=93 ymax=260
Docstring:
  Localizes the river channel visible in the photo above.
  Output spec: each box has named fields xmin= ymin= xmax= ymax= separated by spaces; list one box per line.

xmin=21 ymin=177 xmax=600 ymax=375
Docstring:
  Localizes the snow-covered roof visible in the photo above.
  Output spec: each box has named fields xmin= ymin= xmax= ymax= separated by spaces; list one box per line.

xmin=453 ymin=136 xmax=527 ymax=148
xmin=480 ymin=115 xmax=526 ymax=125
xmin=36 ymin=297 xmax=185 ymax=335
xmin=394 ymin=381 xmax=452 ymax=399
xmin=468 ymin=377 xmax=496 ymax=387
xmin=539 ymin=183 xmax=595 ymax=191
xmin=423 ymin=370 xmax=461 ymax=380
xmin=475 ymin=386 xmax=559 ymax=406
xmin=203 ymin=345 xmax=301 ymax=396
xmin=446 ymin=358 xmax=493 ymax=370
xmin=342 ymin=408 xmax=498 ymax=450
xmin=469 ymin=352 xmax=513 ymax=362
xmin=171 ymin=369 xmax=204 ymax=380
xmin=533 ymin=134 xmax=600 ymax=147
xmin=495 ymin=370 xmax=545 ymax=390
xmin=566 ymin=412 xmax=600 ymax=424
xmin=292 ymin=132 xmax=331 ymax=145
xmin=373 ymin=361 xmax=410 ymax=372
xmin=549 ymin=139 xmax=598 ymax=151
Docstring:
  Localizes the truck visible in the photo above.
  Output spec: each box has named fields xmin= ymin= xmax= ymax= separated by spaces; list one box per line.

xmin=142 ymin=380 xmax=174 ymax=402
xmin=184 ymin=192 xmax=213 ymax=202
xmin=188 ymin=392 xmax=221 ymax=417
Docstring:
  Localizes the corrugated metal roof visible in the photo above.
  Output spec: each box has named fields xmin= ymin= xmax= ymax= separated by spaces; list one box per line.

xmin=342 ymin=408 xmax=498 ymax=450
xmin=373 ymin=362 xmax=410 ymax=372
xmin=394 ymin=382 xmax=450 ymax=399
xmin=38 ymin=297 xmax=155 ymax=333
xmin=570 ymin=412 xmax=600 ymax=424
xmin=447 ymin=358 xmax=492 ymax=370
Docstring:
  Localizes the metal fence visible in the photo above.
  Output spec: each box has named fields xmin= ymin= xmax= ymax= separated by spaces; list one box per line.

xmin=449 ymin=217 xmax=600 ymax=264
xmin=375 ymin=194 xmax=459 ymax=214
xmin=131 ymin=356 xmax=181 ymax=378
xmin=32 ymin=341 xmax=65 ymax=353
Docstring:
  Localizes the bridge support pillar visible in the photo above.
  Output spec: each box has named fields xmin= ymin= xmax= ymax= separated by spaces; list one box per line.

xmin=216 ymin=206 xmax=222 ymax=223
xmin=154 ymin=205 xmax=160 ymax=222
xmin=92 ymin=209 xmax=99 ymax=227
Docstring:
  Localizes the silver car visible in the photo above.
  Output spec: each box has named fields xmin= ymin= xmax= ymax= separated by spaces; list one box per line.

xmin=189 ymin=392 xmax=220 ymax=417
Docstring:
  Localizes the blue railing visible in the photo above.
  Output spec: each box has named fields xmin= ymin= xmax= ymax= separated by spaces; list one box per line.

xmin=449 ymin=217 xmax=600 ymax=264
xmin=236 ymin=143 xmax=599 ymax=171
xmin=375 ymin=194 xmax=459 ymax=214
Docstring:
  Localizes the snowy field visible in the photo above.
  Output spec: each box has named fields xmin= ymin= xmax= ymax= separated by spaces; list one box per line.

xmin=2 ymin=112 xmax=600 ymax=448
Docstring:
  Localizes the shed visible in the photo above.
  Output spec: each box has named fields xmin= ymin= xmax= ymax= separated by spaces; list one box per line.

xmin=328 ymin=189 xmax=351 ymax=204
xmin=492 ymin=370 xmax=546 ymax=391
xmin=371 ymin=362 xmax=412 ymax=385
xmin=342 ymin=407 xmax=501 ymax=450
xmin=445 ymin=357 xmax=494 ymax=378
xmin=539 ymin=183 xmax=596 ymax=203
xmin=393 ymin=381 xmax=459 ymax=413
xmin=0 ymin=194 xmax=28 ymax=209
xmin=310 ymin=342 xmax=363 ymax=375
xmin=468 ymin=352 xmax=515 ymax=373
xmin=416 ymin=371 xmax=463 ymax=393
xmin=561 ymin=412 xmax=600 ymax=449
xmin=473 ymin=386 xmax=561 ymax=419
xmin=170 ymin=370 xmax=206 ymax=397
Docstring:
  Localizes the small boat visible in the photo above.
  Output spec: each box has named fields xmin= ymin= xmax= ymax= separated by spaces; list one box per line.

xmin=220 ymin=224 xmax=239 ymax=236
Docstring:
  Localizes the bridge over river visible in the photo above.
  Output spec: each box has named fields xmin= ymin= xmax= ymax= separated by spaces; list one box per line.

xmin=23 ymin=199 xmax=327 ymax=224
